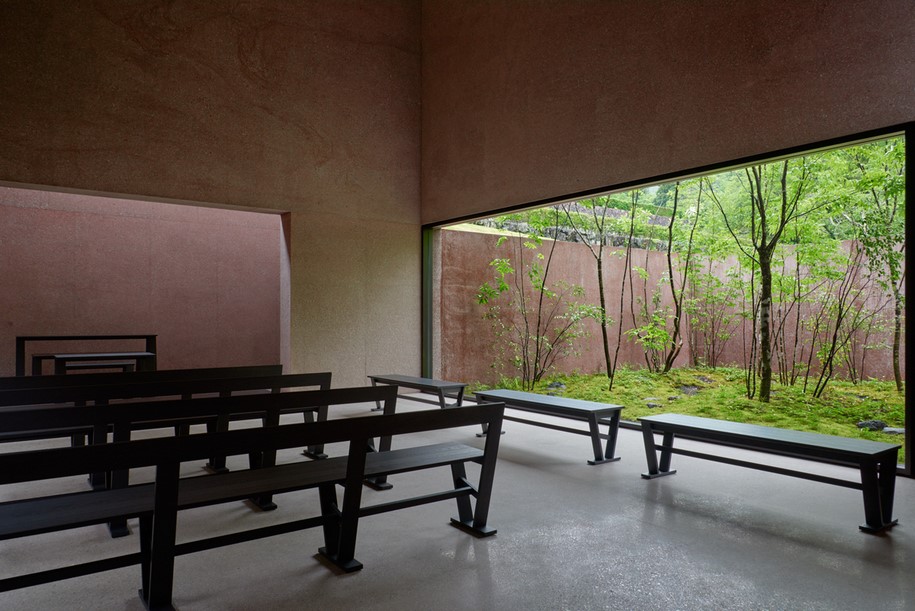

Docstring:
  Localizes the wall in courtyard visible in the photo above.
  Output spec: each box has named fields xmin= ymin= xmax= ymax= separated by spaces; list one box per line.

xmin=0 ymin=2 xmax=421 ymax=386
xmin=0 ymin=185 xmax=282 ymax=376
xmin=437 ymin=229 xmax=904 ymax=386
xmin=421 ymin=0 xmax=915 ymax=224
xmin=437 ymin=228 xmax=686 ymax=385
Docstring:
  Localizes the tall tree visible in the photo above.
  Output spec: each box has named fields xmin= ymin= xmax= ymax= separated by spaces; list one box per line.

xmin=708 ymin=158 xmax=820 ymax=402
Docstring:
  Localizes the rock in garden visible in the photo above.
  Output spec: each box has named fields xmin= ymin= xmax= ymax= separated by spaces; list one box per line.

xmin=668 ymin=396 xmax=679 ymax=401
xmin=857 ymin=420 xmax=887 ymax=431
xmin=883 ymin=428 xmax=905 ymax=435
xmin=645 ymin=398 xmax=662 ymax=409
xmin=696 ymin=376 xmax=714 ymax=384
xmin=547 ymin=382 xmax=566 ymax=390
xmin=679 ymin=385 xmax=699 ymax=396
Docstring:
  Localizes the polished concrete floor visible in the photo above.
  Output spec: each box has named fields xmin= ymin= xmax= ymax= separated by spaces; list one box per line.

xmin=0 ymin=397 xmax=912 ymax=610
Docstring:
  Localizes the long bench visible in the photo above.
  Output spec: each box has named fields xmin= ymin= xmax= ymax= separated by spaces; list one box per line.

xmin=368 ymin=374 xmax=468 ymax=410
xmin=0 ymin=364 xmax=283 ymax=391
xmin=473 ymin=388 xmax=623 ymax=465
xmin=638 ymin=413 xmax=900 ymax=533
xmin=32 ymin=351 xmax=157 ymax=375
xmin=15 ymin=334 xmax=158 ymax=376
xmin=0 ymin=389 xmax=504 ymax=610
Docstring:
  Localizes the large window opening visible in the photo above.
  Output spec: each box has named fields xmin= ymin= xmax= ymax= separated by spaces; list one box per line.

xmin=427 ymin=127 xmax=909 ymax=472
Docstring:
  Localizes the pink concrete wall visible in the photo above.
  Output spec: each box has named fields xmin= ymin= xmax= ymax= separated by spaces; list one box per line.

xmin=421 ymin=0 xmax=915 ymax=223
xmin=438 ymin=228 xmax=682 ymax=384
xmin=0 ymin=2 xmax=422 ymax=386
xmin=0 ymin=185 xmax=282 ymax=376
xmin=438 ymin=229 xmax=902 ymax=386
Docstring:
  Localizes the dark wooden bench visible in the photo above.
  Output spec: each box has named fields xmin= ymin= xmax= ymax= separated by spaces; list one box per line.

xmin=0 ymin=371 xmax=331 ymax=533
xmin=473 ymin=389 xmax=623 ymax=465
xmin=0 ymin=390 xmax=504 ymax=610
xmin=31 ymin=351 xmax=158 ymax=376
xmin=15 ymin=334 xmax=158 ymax=376
xmin=0 ymin=364 xmax=282 ymax=391
xmin=368 ymin=373 xmax=468 ymax=410
xmin=639 ymin=413 xmax=900 ymax=533
xmin=63 ymin=361 xmax=136 ymax=373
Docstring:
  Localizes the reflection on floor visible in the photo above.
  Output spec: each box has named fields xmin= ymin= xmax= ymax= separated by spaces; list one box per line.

xmin=0 ymin=398 xmax=911 ymax=610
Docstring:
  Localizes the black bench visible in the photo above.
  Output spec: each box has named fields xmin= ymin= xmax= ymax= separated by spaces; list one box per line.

xmin=31 ymin=351 xmax=158 ymax=376
xmin=0 ymin=364 xmax=283 ymax=391
xmin=0 ymin=371 xmax=331 ymax=533
xmin=473 ymin=389 xmax=623 ymax=465
xmin=639 ymin=413 xmax=900 ymax=533
xmin=368 ymin=373 xmax=468 ymax=410
xmin=15 ymin=334 xmax=158 ymax=376
xmin=63 ymin=361 xmax=136 ymax=373
xmin=0 ymin=389 xmax=504 ymax=610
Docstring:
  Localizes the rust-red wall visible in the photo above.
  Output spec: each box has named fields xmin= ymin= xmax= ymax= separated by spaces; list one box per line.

xmin=438 ymin=228 xmax=682 ymax=384
xmin=0 ymin=185 xmax=282 ymax=376
xmin=437 ymin=229 xmax=903 ymax=385
xmin=422 ymin=0 xmax=915 ymax=223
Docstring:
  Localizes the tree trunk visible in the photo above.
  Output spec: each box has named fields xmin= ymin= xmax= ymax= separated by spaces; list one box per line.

xmin=758 ymin=248 xmax=773 ymax=402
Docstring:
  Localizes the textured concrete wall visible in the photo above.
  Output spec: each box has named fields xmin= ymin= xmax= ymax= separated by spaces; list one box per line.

xmin=438 ymin=228 xmax=680 ymax=384
xmin=0 ymin=185 xmax=281 ymax=376
xmin=0 ymin=1 xmax=421 ymax=385
xmin=421 ymin=0 xmax=915 ymax=223
xmin=438 ymin=229 xmax=903 ymax=386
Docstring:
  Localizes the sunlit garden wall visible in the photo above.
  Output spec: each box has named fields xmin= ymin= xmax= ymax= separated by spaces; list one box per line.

xmin=436 ymin=228 xmax=904 ymax=386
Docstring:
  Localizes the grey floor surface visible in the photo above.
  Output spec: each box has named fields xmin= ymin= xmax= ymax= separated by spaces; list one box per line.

xmin=0 ymin=398 xmax=911 ymax=610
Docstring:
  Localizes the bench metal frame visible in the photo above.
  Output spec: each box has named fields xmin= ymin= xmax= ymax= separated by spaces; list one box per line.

xmin=368 ymin=374 xmax=467 ymax=410
xmin=639 ymin=413 xmax=900 ymax=533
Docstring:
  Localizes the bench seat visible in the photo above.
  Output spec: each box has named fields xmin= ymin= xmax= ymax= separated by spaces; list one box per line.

xmin=0 ymin=442 xmax=482 ymax=541
xmin=473 ymin=388 xmax=623 ymax=465
xmin=639 ymin=413 xmax=900 ymax=532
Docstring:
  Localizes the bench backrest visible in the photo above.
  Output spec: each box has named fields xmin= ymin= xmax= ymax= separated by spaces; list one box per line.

xmin=0 ymin=364 xmax=283 ymax=391
xmin=0 ymin=377 xmax=349 ymax=440
xmin=0 ymin=389 xmax=503 ymax=486
xmin=0 ymin=370 xmax=327 ymax=408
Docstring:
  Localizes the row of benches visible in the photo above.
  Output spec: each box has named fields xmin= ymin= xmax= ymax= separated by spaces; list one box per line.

xmin=0 ymin=367 xmax=901 ymax=608
xmin=0 ymin=372 xmax=505 ymax=610
xmin=370 ymin=374 xmax=901 ymax=534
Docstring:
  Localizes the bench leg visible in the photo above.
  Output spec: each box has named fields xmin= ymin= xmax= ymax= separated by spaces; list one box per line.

xmin=249 ymin=410 xmax=280 ymax=511
xmin=205 ymin=401 xmax=230 ymax=473
xmin=319 ymin=443 xmax=366 ymax=573
xmin=436 ymin=386 xmax=465 ymax=409
xmin=138 ymin=514 xmax=153 ymax=603
xmin=370 ymin=379 xmax=384 ymax=412
xmin=144 ymin=461 xmax=180 ymax=611
xmin=449 ymin=461 xmax=497 ymax=537
xmin=205 ymin=415 xmax=229 ymax=473
xmin=302 ymin=405 xmax=328 ymax=459
xmin=641 ymin=425 xmax=677 ymax=479
xmin=586 ymin=413 xmax=622 ymax=465
xmin=859 ymin=454 xmax=899 ymax=533
xmin=106 ymin=424 xmax=131 ymax=538
xmin=317 ymin=483 xmax=342 ymax=559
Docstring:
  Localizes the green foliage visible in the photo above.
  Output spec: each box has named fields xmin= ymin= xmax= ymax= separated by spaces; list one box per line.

xmin=477 ymin=229 xmax=589 ymax=391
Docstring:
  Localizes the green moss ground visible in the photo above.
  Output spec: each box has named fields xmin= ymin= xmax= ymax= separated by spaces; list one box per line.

xmin=471 ymin=367 xmax=906 ymax=462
